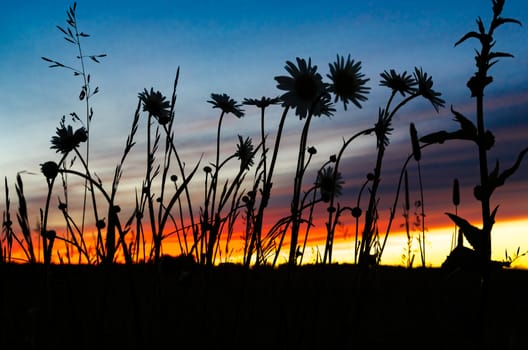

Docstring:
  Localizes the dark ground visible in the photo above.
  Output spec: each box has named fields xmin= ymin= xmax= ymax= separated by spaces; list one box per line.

xmin=1 ymin=262 xmax=527 ymax=350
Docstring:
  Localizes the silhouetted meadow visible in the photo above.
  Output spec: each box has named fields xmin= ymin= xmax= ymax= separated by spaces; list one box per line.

xmin=1 ymin=1 xmax=527 ymax=349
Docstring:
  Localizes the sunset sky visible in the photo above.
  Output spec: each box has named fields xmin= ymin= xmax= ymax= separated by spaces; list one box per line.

xmin=1 ymin=0 xmax=528 ymax=267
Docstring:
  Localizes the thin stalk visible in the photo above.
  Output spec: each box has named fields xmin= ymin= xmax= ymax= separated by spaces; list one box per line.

xmin=379 ymin=143 xmax=432 ymax=261
xmin=288 ymin=113 xmax=313 ymax=266
xmin=41 ymin=153 xmax=68 ymax=265
xmin=359 ymin=93 xmax=418 ymax=266
xmin=417 ymin=161 xmax=426 ymax=267
xmin=247 ymin=106 xmax=289 ymax=266
xmin=322 ymin=127 xmax=375 ymax=263
xmin=145 ymin=115 xmax=159 ymax=262
xmin=71 ymin=11 xmax=102 ymax=261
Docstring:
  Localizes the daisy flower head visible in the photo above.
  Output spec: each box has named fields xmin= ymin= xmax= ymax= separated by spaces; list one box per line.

xmin=413 ymin=67 xmax=445 ymax=112
xmin=327 ymin=54 xmax=370 ymax=110
xmin=208 ymin=93 xmax=245 ymax=118
xmin=243 ymin=96 xmax=281 ymax=109
xmin=317 ymin=166 xmax=344 ymax=202
xmin=275 ymin=57 xmax=328 ymax=119
xmin=379 ymin=69 xmax=417 ymax=96
xmin=50 ymin=124 xmax=88 ymax=154
xmin=138 ymin=88 xmax=171 ymax=124
xmin=234 ymin=135 xmax=255 ymax=171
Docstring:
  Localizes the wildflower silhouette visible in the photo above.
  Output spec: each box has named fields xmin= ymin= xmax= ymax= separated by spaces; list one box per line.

xmin=274 ymin=55 xmax=366 ymax=265
xmin=242 ymin=96 xmax=282 ymax=265
xmin=413 ymin=67 xmax=445 ymax=112
xmin=379 ymin=69 xmax=416 ymax=96
xmin=202 ymin=93 xmax=247 ymax=265
xmin=317 ymin=166 xmax=344 ymax=203
xmin=243 ymin=96 xmax=281 ymax=109
xmin=138 ymin=88 xmax=171 ymax=124
xmin=275 ymin=57 xmax=330 ymax=119
xmin=136 ymin=77 xmax=201 ymax=263
xmin=275 ymin=57 xmax=330 ymax=265
xmin=208 ymin=93 xmax=245 ymax=118
xmin=327 ymin=54 xmax=370 ymax=110
xmin=356 ymin=67 xmax=443 ymax=267
xmin=51 ymin=124 xmax=88 ymax=154
xmin=235 ymin=135 xmax=255 ymax=171
xmin=41 ymin=1 xmax=106 ymax=264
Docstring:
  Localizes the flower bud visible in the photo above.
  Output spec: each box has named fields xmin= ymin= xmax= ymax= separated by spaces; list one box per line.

xmin=307 ymin=146 xmax=317 ymax=155
xmin=40 ymin=161 xmax=59 ymax=180
xmin=452 ymin=178 xmax=460 ymax=206
xmin=410 ymin=123 xmax=421 ymax=161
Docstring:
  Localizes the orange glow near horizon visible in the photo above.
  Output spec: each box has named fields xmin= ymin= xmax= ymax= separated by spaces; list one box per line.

xmin=6 ymin=217 xmax=528 ymax=269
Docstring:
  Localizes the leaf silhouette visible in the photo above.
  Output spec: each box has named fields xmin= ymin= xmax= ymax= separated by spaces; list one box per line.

xmin=476 ymin=17 xmax=486 ymax=34
xmin=488 ymin=147 xmax=528 ymax=195
xmin=56 ymin=25 xmax=69 ymax=36
xmin=451 ymin=106 xmax=477 ymax=136
xmin=419 ymin=130 xmax=449 ymax=144
xmin=493 ymin=17 xmax=522 ymax=28
xmin=488 ymin=51 xmax=515 ymax=60
xmin=454 ymin=31 xmax=482 ymax=47
xmin=445 ymin=212 xmax=483 ymax=251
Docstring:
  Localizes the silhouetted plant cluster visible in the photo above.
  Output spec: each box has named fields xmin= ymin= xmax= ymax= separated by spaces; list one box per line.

xmin=0 ymin=1 xmax=524 ymax=276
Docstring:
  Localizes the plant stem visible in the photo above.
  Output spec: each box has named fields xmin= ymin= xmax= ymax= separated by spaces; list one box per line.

xmin=323 ymin=127 xmax=374 ymax=263
xmin=288 ymin=113 xmax=313 ymax=266
xmin=247 ymin=106 xmax=289 ymax=266
xmin=417 ymin=161 xmax=426 ymax=267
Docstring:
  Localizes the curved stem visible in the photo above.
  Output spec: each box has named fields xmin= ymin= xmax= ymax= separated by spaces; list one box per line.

xmin=323 ymin=127 xmax=375 ymax=263
xmin=378 ymin=143 xmax=432 ymax=260
xmin=211 ymin=111 xmax=226 ymax=218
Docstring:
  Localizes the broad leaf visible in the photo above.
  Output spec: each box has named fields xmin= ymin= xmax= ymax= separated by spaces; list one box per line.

xmin=445 ymin=212 xmax=483 ymax=251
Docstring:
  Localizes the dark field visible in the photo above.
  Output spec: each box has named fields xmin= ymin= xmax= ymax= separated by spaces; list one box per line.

xmin=1 ymin=263 xmax=527 ymax=350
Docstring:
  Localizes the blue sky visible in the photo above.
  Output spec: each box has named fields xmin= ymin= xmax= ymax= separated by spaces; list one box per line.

xmin=1 ymin=0 xmax=528 ymax=264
